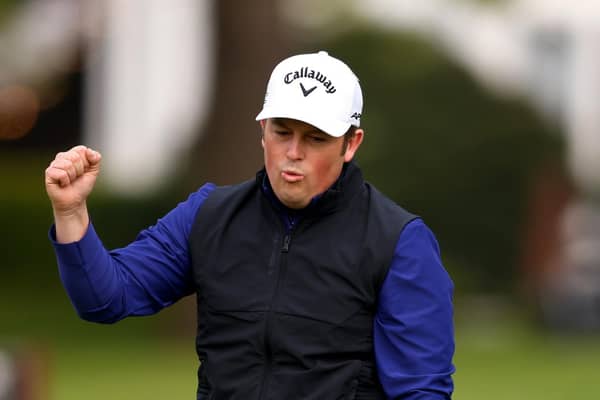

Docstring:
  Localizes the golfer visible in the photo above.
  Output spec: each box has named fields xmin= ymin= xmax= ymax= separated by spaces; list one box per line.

xmin=46 ymin=51 xmax=455 ymax=399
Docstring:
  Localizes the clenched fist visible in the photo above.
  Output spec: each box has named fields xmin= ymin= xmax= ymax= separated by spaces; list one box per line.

xmin=45 ymin=145 xmax=102 ymax=243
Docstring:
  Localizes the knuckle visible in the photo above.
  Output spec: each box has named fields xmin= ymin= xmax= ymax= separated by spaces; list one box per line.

xmin=53 ymin=159 xmax=68 ymax=169
xmin=66 ymin=165 xmax=76 ymax=177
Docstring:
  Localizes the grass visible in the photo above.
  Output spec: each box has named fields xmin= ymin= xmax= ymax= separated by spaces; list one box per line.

xmin=53 ymin=340 xmax=197 ymax=400
xmin=455 ymin=332 xmax=600 ymax=399
xmin=454 ymin=300 xmax=600 ymax=399
xmin=0 ymin=291 xmax=199 ymax=400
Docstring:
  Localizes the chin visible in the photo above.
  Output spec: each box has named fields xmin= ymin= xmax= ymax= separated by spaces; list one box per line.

xmin=280 ymin=195 xmax=308 ymax=210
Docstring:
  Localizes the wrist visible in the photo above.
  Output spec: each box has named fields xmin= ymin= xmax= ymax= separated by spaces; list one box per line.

xmin=53 ymin=203 xmax=87 ymax=218
xmin=53 ymin=204 xmax=90 ymax=243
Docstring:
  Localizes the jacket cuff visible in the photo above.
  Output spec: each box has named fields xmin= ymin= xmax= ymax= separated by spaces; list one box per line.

xmin=48 ymin=222 xmax=103 ymax=267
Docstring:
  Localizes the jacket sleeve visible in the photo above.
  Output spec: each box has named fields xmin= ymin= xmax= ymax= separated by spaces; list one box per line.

xmin=49 ymin=183 xmax=216 ymax=323
xmin=374 ymin=218 xmax=455 ymax=399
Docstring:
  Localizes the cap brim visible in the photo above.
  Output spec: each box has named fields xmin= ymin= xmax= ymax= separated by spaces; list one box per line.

xmin=256 ymin=107 xmax=351 ymax=138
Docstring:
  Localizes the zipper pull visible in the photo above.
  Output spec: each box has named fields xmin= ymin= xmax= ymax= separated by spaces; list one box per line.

xmin=282 ymin=234 xmax=291 ymax=252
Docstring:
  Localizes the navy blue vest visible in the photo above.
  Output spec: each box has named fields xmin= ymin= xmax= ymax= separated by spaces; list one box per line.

xmin=189 ymin=163 xmax=416 ymax=399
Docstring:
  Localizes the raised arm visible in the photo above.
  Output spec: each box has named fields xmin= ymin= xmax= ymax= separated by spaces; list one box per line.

xmin=45 ymin=145 xmax=102 ymax=243
xmin=45 ymin=145 xmax=215 ymax=323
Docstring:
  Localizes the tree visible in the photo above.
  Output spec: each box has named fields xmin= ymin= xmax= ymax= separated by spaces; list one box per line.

xmin=184 ymin=0 xmax=296 ymax=189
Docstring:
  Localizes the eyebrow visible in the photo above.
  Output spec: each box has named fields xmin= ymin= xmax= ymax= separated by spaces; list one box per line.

xmin=272 ymin=118 xmax=326 ymax=135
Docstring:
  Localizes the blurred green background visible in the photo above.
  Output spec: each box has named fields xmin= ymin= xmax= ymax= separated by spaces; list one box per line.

xmin=2 ymin=1 xmax=600 ymax=399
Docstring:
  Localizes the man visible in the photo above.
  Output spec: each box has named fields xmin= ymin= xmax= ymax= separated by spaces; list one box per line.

xmin=46 ymin=51 xmax=455 ymax=399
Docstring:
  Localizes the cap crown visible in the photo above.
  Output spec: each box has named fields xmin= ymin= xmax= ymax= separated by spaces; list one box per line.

xmin=256 ymin=51 xmax=363 ymax=137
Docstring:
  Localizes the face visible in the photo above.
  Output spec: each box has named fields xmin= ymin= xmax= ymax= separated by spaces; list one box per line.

xmin=261 ymin=118 xmax=363 ymax=209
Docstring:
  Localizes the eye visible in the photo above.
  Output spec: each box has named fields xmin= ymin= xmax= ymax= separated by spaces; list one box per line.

xmin=309 ymin=135 xmax=326 ymax=143
xmin=275 ymin=130 xmax=290 ymax=136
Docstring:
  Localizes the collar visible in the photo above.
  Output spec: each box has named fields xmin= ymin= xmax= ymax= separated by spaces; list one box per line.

xmin=256 ymin=162 xmax=364 ymax=221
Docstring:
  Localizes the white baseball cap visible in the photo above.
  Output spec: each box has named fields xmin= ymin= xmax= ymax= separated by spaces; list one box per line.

xmin=255 ymin=51 xmax=363 ymax=137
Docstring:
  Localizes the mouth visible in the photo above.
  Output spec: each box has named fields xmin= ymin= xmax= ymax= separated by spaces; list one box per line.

xmin=281 ymin=169 xmax=304 ymax=183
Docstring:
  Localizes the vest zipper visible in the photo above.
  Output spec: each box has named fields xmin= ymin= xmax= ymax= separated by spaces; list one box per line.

xmin=258 ymin=228 xmax=294 ymax=399
xmin=282 ymin=233 xmax=291 ymax=252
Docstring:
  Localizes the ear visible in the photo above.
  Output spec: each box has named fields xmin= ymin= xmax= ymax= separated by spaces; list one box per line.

xmin=343 ymin=128 xmax=364 ymax=162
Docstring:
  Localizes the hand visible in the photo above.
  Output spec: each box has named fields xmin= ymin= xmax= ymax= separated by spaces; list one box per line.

xmin=45 ymin=145 xmax=102 ymax=217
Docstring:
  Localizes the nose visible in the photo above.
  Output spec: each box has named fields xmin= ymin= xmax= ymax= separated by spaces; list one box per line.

xmin=286 ymin=134 xmax=304 ymax=160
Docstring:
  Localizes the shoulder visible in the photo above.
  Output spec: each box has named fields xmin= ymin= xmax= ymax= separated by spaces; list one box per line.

xmin=190 ymin=182 xmax=218 ymax=203
xmin=400 ymin=218 xmax=438 ymax=242
xmin=190 ymin=177 xmax=261 ymax=229
xmin=363 ymin=182 xmax=419 ymax=231
xmin=184 ymin=178 xmax=256 ymax=219
xmin=392 ymin=218 xmax=452 ymax=291
xmin=148 ymin=183 xmax=218 ymax=240
xmin=177 ymin=182 xmax=218 ymax=221
xmin=395 ymin=218 xmax=443 ymax=259
xmin=199 ymin=177 xmax=259 ymax=209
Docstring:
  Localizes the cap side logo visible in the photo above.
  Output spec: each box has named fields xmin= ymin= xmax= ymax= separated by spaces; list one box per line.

xmin=299 ymin=83 xmax=317 ymax=97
